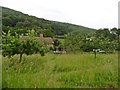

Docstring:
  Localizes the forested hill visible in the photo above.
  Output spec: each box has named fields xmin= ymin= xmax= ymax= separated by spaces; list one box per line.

xmin=2 ymin=7 xmax=96 ymax=37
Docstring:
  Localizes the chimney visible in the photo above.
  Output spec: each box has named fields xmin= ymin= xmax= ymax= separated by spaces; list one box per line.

xmin=40 ymin=34 xmax=43 ymax=38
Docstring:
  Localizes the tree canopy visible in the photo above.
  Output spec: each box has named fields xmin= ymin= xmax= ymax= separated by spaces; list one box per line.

xmin=2 ymin=30 xmax=46 ymax=63
xmin=64 ymin=29 xmax=118 ymax=53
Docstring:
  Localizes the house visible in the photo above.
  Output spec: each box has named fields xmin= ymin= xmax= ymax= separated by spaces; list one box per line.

xmin=20 ymin=34 xmax=54 ymax=49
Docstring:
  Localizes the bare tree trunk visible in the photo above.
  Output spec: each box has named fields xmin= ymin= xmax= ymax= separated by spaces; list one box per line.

xmin=19 ymin=49 xmax=24 ymax=63
xmin=19 ymin=53 xmax=23 ymax=63
xmin=93 ymin=50 xmax=97 ymax=59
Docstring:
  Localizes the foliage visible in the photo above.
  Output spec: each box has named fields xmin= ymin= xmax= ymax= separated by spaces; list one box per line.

xmin=53 ymin=39 xmax=61 ymax=47
xmin=64 ymin=29 xmax=118 ymax=53
xmin=51 ymin=38 xmax=64 ymax=51
xmin=2 ymin=30 xmax=45 ymax=62
xmin=64 ymin=32 xmax=83 ymax=52
xmin=2 ymin=7 xmax=96 ymax=36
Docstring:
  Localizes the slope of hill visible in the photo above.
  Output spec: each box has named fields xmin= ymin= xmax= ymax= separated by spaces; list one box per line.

xmin=2 ymin=7 xmax=96 ymax=36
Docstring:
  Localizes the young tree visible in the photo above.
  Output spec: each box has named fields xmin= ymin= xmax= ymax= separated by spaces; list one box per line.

xmin=64 ymin=32 xmax=85 ymax=52
xmin=2 ymin=30 xmax=45 ymax=63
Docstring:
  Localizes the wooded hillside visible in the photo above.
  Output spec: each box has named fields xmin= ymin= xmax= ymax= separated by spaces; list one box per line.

xmin=2 ymin=7 xmax=96 ymax=37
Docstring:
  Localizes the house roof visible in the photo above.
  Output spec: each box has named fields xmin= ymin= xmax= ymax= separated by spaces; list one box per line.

xmin=20 ymin=36 xmax=28 ymax=40
xmin=20 ymin=35 xmax=54 ymax=44
xmin=44 ymin=37 xmax=54 ymax=44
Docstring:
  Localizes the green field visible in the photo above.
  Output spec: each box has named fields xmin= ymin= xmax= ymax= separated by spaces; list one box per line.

xmin=0 ymin=55 xmax=2 ymax=89
xmin=2 ymin=53 xmax=118 ymax=88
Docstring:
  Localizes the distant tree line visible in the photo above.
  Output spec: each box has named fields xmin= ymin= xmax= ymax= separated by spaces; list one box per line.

xmin=64 ymin=28 xmax=119 ymax=53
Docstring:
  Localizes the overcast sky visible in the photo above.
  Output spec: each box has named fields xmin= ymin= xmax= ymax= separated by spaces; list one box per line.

xmin=0 ymin=0 xmax=119 ymax=29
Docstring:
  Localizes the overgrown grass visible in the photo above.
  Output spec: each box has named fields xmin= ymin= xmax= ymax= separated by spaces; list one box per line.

xmin=0 ymin=55 xmax=2 ymax=89
xmin=2 ymin=53 xmax=118 ymax=88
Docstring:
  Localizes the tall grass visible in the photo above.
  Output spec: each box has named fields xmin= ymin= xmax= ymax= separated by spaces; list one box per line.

xmin=2 ymin=53 xmax=118 ymax=88
xmin=0 ymin=55 xmax=2 ymax=89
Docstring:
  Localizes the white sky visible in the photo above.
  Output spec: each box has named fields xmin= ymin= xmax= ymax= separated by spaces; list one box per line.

xmin=0 ymin=0 xmax=119 ymax=29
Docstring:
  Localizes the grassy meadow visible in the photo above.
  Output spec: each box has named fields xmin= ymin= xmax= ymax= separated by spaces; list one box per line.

xmin=2 ymin=53 xmax=118 ymax=88
xmin=0 ymin=55 xmax=2 ymax=89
